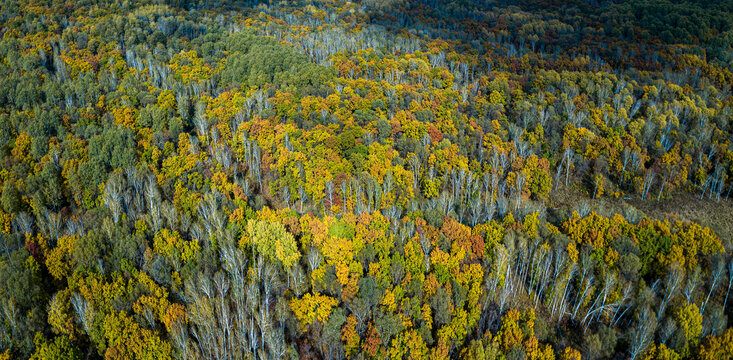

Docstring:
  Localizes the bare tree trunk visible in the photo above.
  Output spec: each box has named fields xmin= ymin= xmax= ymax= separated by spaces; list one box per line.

xmin=657 ymin=175 xmax=668 ymax=202
xmin=724 ymin=260 xmax=733 ymax=310
xmin=702 ymin=259 xmax=725 ymax=314
xmin=628 ymin=307 xmax=656 ymax=360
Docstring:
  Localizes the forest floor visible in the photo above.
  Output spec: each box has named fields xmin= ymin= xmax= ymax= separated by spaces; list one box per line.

xmin=550 ymin=188 xmax=733 ymax=245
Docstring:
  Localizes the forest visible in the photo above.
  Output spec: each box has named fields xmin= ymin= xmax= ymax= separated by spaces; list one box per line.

xmin=0 ymin=0 xmax=732 ymax=359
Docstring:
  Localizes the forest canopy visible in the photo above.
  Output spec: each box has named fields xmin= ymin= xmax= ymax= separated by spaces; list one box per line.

xmin=0 ymin=0 xmax=732 ymax=359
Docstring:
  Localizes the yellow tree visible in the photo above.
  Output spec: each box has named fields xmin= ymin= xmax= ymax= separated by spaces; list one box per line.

xmin=245 ymin=219 xmax=301 ymax=268
xmin=290 ymin=292 xmax=339 ymax=329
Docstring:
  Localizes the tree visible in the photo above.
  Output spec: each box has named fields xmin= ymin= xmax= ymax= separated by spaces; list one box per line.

xmin=320 ymin=307 xmax=346 ymax=360
xmin=560 ymin=347 xmax=582 ymax=360
xmin=1 ymin=181 xmax=21 ymax=214
xmin=30 ymin=334 xmax=80 ymax=360
xmin=0 ymin=249 xmax=47 ymax=356
xmin=642 ymin=343 xmax=680 ymax=360
xmin=245 ymin=219 xmax=301 ymax=269
xmin=290 ymin=293 xmax=339 ymax=329
xmin=673 ymin=303 xmax=702 ymax=357
xmin=628 ymin=307 xmax=656 ymax=360
xmin=697 ymin=328 xmax=733 ymax=360
xmin=102 ymin=311 xmax=172 ymax=360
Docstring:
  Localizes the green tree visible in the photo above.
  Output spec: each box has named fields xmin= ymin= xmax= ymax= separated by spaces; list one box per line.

xmin=1 ymin=181 xmax=21 ymax=213
xmin=30 ymin=334 xmax=81 ymax=360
